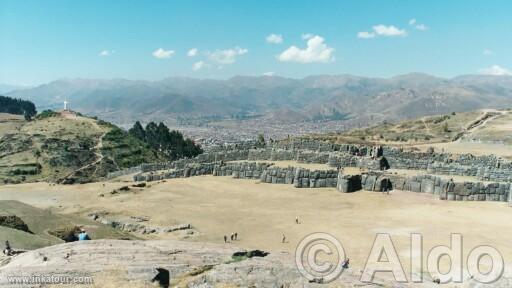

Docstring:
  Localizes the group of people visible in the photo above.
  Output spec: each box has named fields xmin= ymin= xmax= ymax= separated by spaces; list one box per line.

xmin=66 ymin=228 xmax=92 ymax=242
xmin=223 ymin=232 xmax=238 ymax=243
xmin=3 ymin=229 xmax=91 ymax=257
xmin=78 ymin=229 xmax=91 ymax=241
xmin=223 ymin=217 xmax=302 ymax=245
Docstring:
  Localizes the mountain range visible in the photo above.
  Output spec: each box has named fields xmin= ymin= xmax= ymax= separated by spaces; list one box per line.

xmin=5 ymin=73 xmax=512 ymax=126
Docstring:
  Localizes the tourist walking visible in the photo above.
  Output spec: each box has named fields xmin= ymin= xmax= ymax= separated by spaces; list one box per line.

xmin=3 ymin=241 xmax=12 ymax=256
xmin=341 ymin=258 xmax=350 ymax=269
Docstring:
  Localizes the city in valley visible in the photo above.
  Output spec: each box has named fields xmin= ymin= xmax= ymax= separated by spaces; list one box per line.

xmin=1 ymin=1 xmax=512 ymax=287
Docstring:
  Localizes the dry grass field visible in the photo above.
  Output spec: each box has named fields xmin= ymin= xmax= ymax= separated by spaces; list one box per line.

xmin=0 ymin=113 xmax=24 ymax=138
xmin=2 ymin=166 xmax=512 ymax=278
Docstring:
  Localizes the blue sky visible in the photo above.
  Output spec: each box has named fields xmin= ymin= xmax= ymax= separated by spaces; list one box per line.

xmin=1 ymin=0 xmax=511 ymax=85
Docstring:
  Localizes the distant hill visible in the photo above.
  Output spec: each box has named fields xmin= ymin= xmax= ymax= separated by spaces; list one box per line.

xmin=309 ymin=109 xmax=512 ymax=146
xmin=6 ymin=74 xmax=512 ymax=127
xmin=0 ymin=84 xmax=31 ymax=94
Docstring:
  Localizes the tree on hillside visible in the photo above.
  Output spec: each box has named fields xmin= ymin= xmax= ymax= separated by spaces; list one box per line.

xmin=129 ymin=121 xmax=203 ymax=160
xmin=144 ymin=122 xmax=160 ymax=150
xmin=0 ymin=95 xmax=37 ymax=119
xmin=257 ymin=134 xmax=266 ymax=147
xmin=128 ymin=121 xmax=145 ymax=140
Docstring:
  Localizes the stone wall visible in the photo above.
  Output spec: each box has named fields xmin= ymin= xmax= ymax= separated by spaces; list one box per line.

xmin=213 ymin=162 xmax=272 ymax=179
xmin=355 ymin=172 xmax=510 ymax=203
xmin=195 ymin=150 xmax=250 ymax=163
xmin=205 ymin=140 xmax=260 ymax=152
xmin=270 ymin=149 xmax=297 ymax=161
xmin=426 ymin=163 xmax=478 ymax=177
xmin=247 ymin=149 xmax=272 ymax=161
xmin=109 ymin=139 xmax=512 ymax=207
xmin=107 ymin=166 xmax=142 ymax=179
xmin=336 ymin=174 xmax=362 ymax=193
xmin=327 ymin=154 xmax=389 ymax=171
xmin=247 ymin=148 xmax=301 ymax=162
xmin=293 ymin=168 xmax=338 ymax=188
xmin=129 ymin=140 xmax=512 ymax=178
xmin=260 ymin=167 xmax=296 ymax=184
xmin=476 ymin=167 xmax=512 ymax=182
xmin=271 ymin=140 xmax=371 ymax=155
xmin=440 ymin=181 xmax=510 ymax=202
xmin=134 ymin=163 xmax=216 ymax=182
xmin=129 ymin=156 xmax=511 ymax=205
xmin=425 ymin=163 xmax=512 ymax=183
xmin=272 ymin=139 xmax=342 ymax=152
xmin=393 ymin=174 xmax=446 ymax=194
xmin=360 ymin=173 xmax=392 ymax=192
xmin=383 ymin=147 xmax=512 ymax=170
xmin=328 ymin=154 xmax=358 ymax=167
xmin=296 ymin=151 xmax=330 ymax=164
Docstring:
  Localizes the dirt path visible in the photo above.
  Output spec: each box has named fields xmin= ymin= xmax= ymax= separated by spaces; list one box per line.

xmin=421 ymin=117 xmax=431 ymax=134
xmin=57 ymin=119 xmax=109 ymax=182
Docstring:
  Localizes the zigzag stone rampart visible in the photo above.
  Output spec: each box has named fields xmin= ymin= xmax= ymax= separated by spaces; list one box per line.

xmin=107 ymin=139 xmax=512 ymax=206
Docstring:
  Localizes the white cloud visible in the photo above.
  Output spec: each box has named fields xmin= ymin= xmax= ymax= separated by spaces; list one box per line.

xmin=415 ymin=24 xmax=428 ymax=31
xmin=208 ymin=47 xmax=248 ymax=64
xmin=483 ymin=49 xmax=493 ymax=56
xmin=409 ymin=19 xmax=428 ymax=31
xmin=192 ymin=61 xmax=206 ymax=71
xmin=277 ymin=35 xmax=334 ymax=63
xmin=262 ymin=71 xmax=276 ymax=76
xmin=357 ymin=31 xmax=375 ymax=39
xmin=187 ymin=48 xmax=198 ymax=57
xmin=99 ymin=50 xmax=114 ymax=56
xmin=373 ymin=25 xmax=407 ymax=36
xmin=266 ymin=34 xmax=283 ymax=44
xmin=358 ymin=24 xmax=407 ymax=39
xmin=152 ymin=48 xmax=175 ymax=59
xmin=479 ymin=65 xmax=512 ymax=76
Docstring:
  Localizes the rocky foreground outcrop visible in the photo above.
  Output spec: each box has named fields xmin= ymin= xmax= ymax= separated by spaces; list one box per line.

xmin=0 ymin=240 xmax=441 ymax=288
xmin=2 ymin=240 xmax=509 ymax=287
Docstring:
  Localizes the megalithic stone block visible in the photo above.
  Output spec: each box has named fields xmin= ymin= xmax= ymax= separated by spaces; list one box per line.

xmin=337 ymin=173 xmax=362 ymax=193
xmin=439 ymin=180 xmax=452 ymax=200
xmin=508 ymin=184 xmax=512 ymax=207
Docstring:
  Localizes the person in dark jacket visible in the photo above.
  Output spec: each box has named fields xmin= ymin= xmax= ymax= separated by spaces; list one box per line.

xmin=3 ymin=240 xmax=13 ymax=256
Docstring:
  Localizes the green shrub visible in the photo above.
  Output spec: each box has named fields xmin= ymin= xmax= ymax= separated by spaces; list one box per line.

xmin=36 ymin=110 xmax=59 ymax=119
